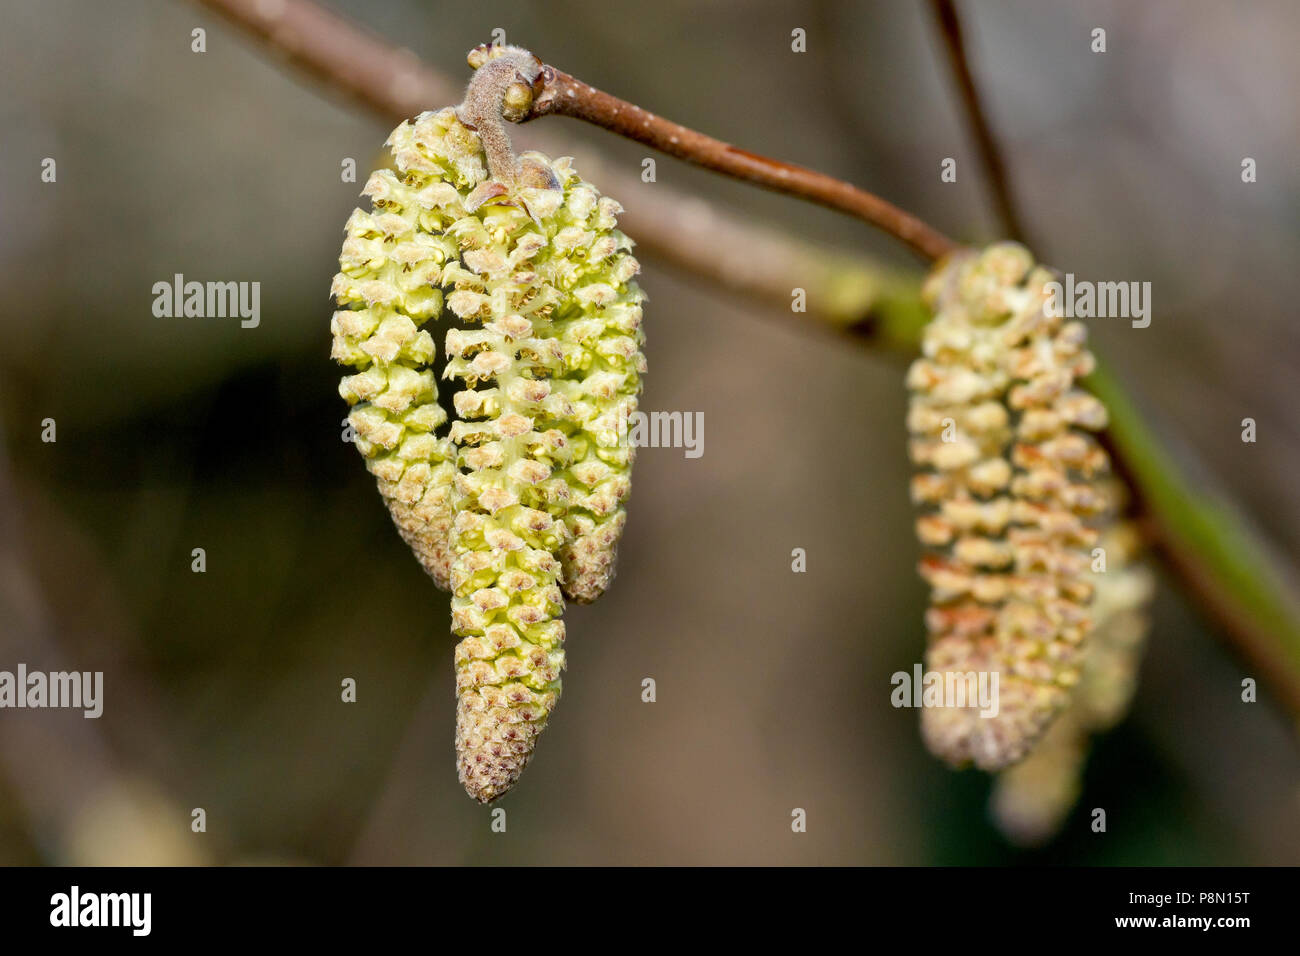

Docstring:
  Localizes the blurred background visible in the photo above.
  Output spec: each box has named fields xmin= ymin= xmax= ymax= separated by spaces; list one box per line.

xmin=0 ymin=0 xmax=1297 ymax=865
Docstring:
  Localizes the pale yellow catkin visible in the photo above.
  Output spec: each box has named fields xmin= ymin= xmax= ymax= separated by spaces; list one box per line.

xmin=907 ymin=242 xmax=1113 ymax=771
xmin=330 ymin=123 xmax=464 ymax=590
xmin=366 ymin=86 xmax=644 ymax=801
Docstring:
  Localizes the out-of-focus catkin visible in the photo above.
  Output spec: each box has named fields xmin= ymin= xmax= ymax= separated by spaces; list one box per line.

xmin=906 ymin=242 xmax=1113 ymax=771
xmin=330 ymin=117 xmax=474 ymax=590
xmin=436 ymin=104 xmax=645 ymax=800
xmin=991 ymin=519 xmax=1153 ymax=845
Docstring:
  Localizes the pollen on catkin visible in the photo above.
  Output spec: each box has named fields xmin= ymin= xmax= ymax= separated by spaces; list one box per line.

xmin=435 ymin=107 xmax=645 ymax=800
xmin=330 ymin=114 xmax=484 ymax=590
xmin=906 ymin=242 xmax=1113 ymax=771
xmin=990 ymin=519 xmax=1153 ymax=845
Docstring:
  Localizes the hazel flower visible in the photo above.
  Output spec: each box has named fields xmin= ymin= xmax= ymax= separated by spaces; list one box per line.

xmin=330 ymin=109 xmax=487 ymax=590
xmin=439 ymin=121 xmax=645 ymax=800
xmin=906 ymin=242 xmax=1113 ymax=771
xmin=543 ymin=163 xmax=646 ymax=603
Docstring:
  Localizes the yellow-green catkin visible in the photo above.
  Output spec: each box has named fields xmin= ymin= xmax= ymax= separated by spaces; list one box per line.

xmin=547 ymin=173 xmax=645 ymax=604
xmin=432 ymin=105 xmax=644 ymax=800
xmin=330 ymin=119 xmax=471 ymax=590
xmin=991 ymin=520 xmax=1153 ymax=845
xmin=906 ymin=242 xmax=1112 ymax=771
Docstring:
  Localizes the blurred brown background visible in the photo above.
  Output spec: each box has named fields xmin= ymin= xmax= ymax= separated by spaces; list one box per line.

xmin=0 ymin=0 xmax=1297 ymax=864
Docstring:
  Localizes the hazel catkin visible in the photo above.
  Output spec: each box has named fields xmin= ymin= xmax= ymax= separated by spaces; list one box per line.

xmin=330 ymin=117 xmax=475 ymax=591
xmin=906 ymin=242 xmax=1113 ymax=771
xmin=414 ymin=99 xmax=645 ymax=800
xmin=333 ymin=58 xmax=648 ymax=800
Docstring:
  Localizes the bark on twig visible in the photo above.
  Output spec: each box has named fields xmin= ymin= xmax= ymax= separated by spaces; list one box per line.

xmin=526 ymin=63 xmax=958 ymax=260
xmin=193 ymin=0 xmax=909 ymax=337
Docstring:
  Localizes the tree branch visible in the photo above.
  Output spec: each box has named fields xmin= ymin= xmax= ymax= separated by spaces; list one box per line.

xmin=192 ymin=0 xmax=912 ymax=338
xmin=927 ymin=0 xmax=1029 ymax=244
xmin=526 ymin=63 xmax=958 ymax=261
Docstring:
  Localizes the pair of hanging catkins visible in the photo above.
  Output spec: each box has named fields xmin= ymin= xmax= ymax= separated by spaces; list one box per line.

xmin=331 ymin=45 xmax=645 ymax=803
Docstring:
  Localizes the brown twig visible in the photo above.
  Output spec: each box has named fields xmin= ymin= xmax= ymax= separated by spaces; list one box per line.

xmin=194 ymin=0 xmax=448 ymax=121
xmin=527 ymin=65 xmax=958 ymax=261
xmin=198 ymin=0 xmax=957 ymax=261
xmin=927 ymin=0 xmax=1029 ymax=244
xmin=192 ymin=0 xmax=912 ymax=337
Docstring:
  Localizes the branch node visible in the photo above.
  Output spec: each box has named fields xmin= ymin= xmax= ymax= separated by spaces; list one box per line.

xmin=457 ymin=44 xmax=544 ymax=185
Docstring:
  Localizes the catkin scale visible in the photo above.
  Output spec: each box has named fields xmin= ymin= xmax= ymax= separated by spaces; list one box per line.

xmin=907 ymin=243 xmax=1112 ymax=771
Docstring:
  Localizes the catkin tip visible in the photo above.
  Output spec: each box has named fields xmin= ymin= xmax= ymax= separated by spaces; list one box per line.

xmin=455 ymin=688 xmax=554 ymax=803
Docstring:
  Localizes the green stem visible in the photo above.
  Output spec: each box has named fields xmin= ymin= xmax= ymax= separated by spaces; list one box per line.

xmin=1086 ymin=360 xmax=1300 ymax=724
